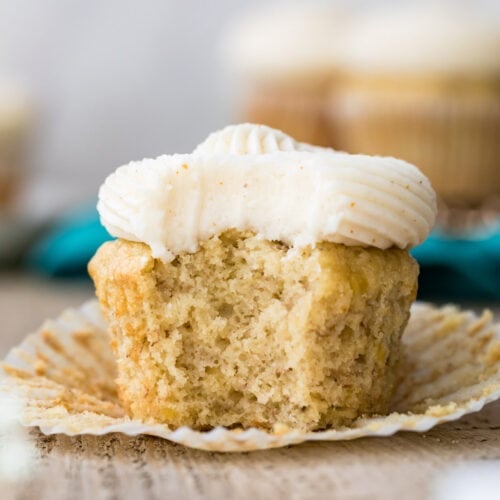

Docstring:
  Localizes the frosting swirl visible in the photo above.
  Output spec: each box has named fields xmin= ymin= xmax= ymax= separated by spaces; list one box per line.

xmin=193 ymin=124 xmax=323 ymax=155
xmin=98 ymin=124 xmax=436 ymax=260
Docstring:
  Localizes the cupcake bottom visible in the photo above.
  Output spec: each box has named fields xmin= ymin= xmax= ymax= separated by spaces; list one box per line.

xmin=89 ymin=231 xmax=418 ymax=432
xmin=243 ymin=86 xmax=331 ymax=147
xmin=331 ymin=81 xmax=500 ymax=206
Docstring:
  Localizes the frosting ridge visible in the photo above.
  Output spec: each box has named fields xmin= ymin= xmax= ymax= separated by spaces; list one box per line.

xmin=194 ymin=123 xmax=324 ymax=155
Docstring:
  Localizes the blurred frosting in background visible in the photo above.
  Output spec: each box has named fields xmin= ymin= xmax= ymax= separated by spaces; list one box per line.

xmin=223 ymin=4 xmax=341 ymax=87
xmin=337 ymin=4 xmax=500 ymax=77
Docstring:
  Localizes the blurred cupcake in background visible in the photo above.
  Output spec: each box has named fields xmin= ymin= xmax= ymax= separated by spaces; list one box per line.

xmin=223 ymin=3 xmax=347 ymax=147
xmin=0 ymin=80 xmax=31 ymax=213
xmin=330 ymin=3 xmax=500 ymax=208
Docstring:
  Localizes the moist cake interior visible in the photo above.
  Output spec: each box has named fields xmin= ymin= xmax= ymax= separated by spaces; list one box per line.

xmin=89 ymin=230 xmax=418 ymax=431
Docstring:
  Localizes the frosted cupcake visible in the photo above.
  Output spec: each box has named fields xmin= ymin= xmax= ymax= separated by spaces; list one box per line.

xmin=223 ymin=5 xmax=345 ymax=147
xmin=89 ymin=124 xmax=436 ymax=432
xmin=330 ymin=3 xmax=500 ymax=206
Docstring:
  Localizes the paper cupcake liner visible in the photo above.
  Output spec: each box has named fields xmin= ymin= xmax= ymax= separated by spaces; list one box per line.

xmin=1 ymin=300 xmax=500 ymax=452
xmin=243 ymin=88 xmax=332 ymax=147
xmin=330 ymin=88 xmax=500 ymax=205
xmin=0 ymin=98 xmax=31 ymax=210
xmin=0 ymin=144 xmax=26 ymax=209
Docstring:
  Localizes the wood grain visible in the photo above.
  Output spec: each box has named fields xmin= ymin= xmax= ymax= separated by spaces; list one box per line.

xmin=1 ymin=274 xmax=500 ymax=500
xmin=4 ymin=402 xmax=499 ymax=500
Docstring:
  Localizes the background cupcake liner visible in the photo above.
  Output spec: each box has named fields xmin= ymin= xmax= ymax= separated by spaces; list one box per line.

xmin=243 ymin=87 xmax=331 ymax=147
xmin=1 ymin=300 xmax=500 ymax=452
xmin=0 ymin=130 xmax=28 ymax=209
xmin=0 ymin=94 xmax=31 ymax=210
xmin=330 ymin=88 xmax=500 ymax=206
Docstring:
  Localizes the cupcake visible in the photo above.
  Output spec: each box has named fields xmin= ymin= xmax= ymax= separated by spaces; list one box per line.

xmin=89 ymin=123 xmax=436 ymax=432
xmin=330 ymin=3 xmax=500 ymax=207
xmin=223 ymin=5 xmax=346 ymax=147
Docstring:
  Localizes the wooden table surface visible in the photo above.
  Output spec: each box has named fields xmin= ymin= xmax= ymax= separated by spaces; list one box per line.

xmin=1 ymin=274 xmax=500 ymax=500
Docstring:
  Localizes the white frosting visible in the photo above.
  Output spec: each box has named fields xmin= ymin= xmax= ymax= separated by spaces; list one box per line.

xmin=222 ymin=5 xmax=345 ymax=86
xmin=193 ymin=124 xmax=324 ymax=155
xmin=339 ymin=3 xmax=500 ymax=77
xmin=98 ymin=124 xmax=436 ymax=260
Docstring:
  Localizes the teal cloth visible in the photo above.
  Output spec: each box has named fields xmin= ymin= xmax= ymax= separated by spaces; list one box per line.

xmin=26 ymin=205 xmax=112 ymax=277
xmin=411 ymin=228 xmax=500 ymax=300
xmin=27 ymin=204 xmax=500 ymax=300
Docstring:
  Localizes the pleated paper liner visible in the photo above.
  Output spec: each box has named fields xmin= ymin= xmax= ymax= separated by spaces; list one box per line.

xmin=1 ymin=300 xmax=500 ymax=452
xmin=243 ymin=88 xmax=332 ymax=147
